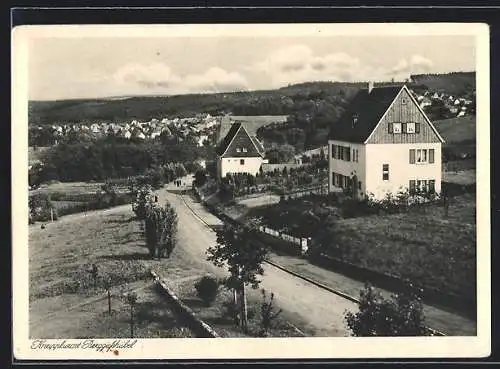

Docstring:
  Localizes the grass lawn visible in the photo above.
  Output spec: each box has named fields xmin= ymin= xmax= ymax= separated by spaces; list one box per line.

xmin=29 ymin=206 xmax=207 ymax=338
xmin=170 ymin=278 xmax=313 ymax=338
xmin=328 ymin=193 xmax=476 ymax=299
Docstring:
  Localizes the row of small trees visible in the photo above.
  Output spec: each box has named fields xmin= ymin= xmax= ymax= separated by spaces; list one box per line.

xmin=132 ymin=185 xmax=178 ymax=259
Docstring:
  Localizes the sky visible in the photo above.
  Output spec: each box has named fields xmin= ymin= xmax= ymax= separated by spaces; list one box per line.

xmin=27 ymin=34 xmax=476 ymax=100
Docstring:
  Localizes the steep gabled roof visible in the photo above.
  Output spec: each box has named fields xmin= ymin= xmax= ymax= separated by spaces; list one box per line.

xmin=328 ymin=86 xmax=402 ymax=143
xmin=216 ymin=122 xmax=242 ymax=155
xmin=216 ymin=122 xmax=265 ymax=157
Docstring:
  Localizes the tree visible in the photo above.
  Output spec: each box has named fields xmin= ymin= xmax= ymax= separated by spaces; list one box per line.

xmin=144 ymin=201 xmax=178 ymax=259
xmin=132 ymin=185 xmax=155 ymax=220
xmin=344 ymin=283 xmax=428 ymax=336
xmin=207 ymin=223 xmax=269 ymax=332
xmin=194 ymin=169 xmax=207 ymax=187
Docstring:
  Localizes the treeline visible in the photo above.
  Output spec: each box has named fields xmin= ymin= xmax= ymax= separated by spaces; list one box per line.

xmin=411 ymin=72 xmax=475 ymax=96
xmin=29 ymin=82 xmax=363 ymax=126
xmin=29 ymin=135 xmax=205 ymax=185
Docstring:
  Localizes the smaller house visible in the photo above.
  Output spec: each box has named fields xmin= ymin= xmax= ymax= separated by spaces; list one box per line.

xmin=215 ymin=122 xmax=265 ymax=179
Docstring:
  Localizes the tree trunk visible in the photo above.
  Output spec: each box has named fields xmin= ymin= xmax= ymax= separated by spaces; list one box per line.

xmin=130 ymin=306 xmax=134 ymax=338
xmin=233 ymin=289 xmax=239 ymax=326
xmin=107 ymin=289 xmax=111 ymax=314
xmin=240 ymin=284 xmax=248 ymax=332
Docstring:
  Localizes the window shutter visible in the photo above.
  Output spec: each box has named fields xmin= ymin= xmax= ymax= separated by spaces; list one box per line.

xmin=409 ymin=149 xmax=416 ymax=164
xmin=415 ymin=123 xmax=421 ymax=133
xmin=429 ymin=180 xmax=435 ymax=193
xmin=402 ymin=123 xmax=407 ymax=133
xmin=388 ymin=122 xmax=393 ymax=134
xmin=331 ymin=144 xmax=336 ymax=158
xmin=347 ymin=147 xmax=351 ymax=161
xmin=409 ymin=180 xmax=416 ymax=194
xmin=429 ymin=149 xmax=435 ymax=163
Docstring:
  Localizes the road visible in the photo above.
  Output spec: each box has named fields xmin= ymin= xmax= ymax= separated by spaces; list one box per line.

xmin=157 ymin=176 xmax=358 ymax=336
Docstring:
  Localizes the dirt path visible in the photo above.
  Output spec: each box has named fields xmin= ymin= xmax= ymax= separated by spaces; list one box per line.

xmin=157 ymin=176 xmax=357 ymax=336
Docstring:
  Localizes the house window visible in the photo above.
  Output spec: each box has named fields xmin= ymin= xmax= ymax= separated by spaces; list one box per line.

xmin=236 ymin=148 xmax=241 ymax=153
xmin=392 ymin=123 xmax=402 ymax=134
xmin=331 ymin=144 xmax=336 ymax=159
xmin=401 ymin=97 xmax=407 ymax=104
xmin=242 ymin=147 xmax=248 ymax=153
xmin=240 ymin=159 xmax=245 ymax=165
xmin=406 ymin=122 xmax=416 ymax=133
xmin=416 ymin=149 xmax=427 ymax=163
xmin=410 ymin=148 xmax=435 ymax=164
xmin=339 ymin=147 xmax=344 ymax=160
xmin=345 ymin=147 xmax=351 ymax=161
xmin=382 ymin=164 xmax=389 ymax=181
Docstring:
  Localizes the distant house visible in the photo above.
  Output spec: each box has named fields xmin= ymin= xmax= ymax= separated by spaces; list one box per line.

xmin=216 ymin=122 xmax=266 ymax=179
xmin=328 ymin=83 xmax=444 ymax=200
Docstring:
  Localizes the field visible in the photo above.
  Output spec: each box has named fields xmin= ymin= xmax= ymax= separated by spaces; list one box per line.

xmin=434 ymin=116 xmax=475 ymax=144
xmin=29 ymin=206 xmax=201 ymax=338
xmin=329 ymin=193 xmax=476 ymax=300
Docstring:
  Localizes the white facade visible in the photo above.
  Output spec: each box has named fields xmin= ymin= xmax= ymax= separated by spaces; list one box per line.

xmin=217 ymin=157 xmax=263 ymax=178
xmin=328 ymin=140 xmax=366 ymax=196
xmin=328 ymin=140 xmax=442 ymax=200
xmin=365 ymin=143 xmax=441 ymax=199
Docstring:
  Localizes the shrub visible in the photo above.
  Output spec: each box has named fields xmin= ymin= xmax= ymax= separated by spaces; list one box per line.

xmin=194 ymin=276 xmax=219 ymax=306
xmin=259 ymin=289 xmax=282 ymax=337
xmin=344 ymin=283 xmax=428 ymax=336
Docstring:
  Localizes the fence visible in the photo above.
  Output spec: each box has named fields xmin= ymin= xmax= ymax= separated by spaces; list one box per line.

xmin=258 ymin=226 xmax=309 ymax=255
xmin=282 ymin=184 xmax=329 ymax=199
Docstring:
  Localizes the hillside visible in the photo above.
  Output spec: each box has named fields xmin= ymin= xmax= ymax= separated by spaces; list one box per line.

xmin=411 ymin=72 xmax=475 ymax=96
xmin=29 ymin=72 xmax=476 ymax=151
xmin=433 ymin=116 xmax=476 ymax=144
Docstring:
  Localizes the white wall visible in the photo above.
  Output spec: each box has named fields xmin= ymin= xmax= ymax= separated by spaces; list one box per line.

xmin=328 ymin=140 xmax=366 ymax=194
xmin=365 ymin=143 xmax=442 ymax=199
xmin=219 ymin=157 xmax=263 ymax=178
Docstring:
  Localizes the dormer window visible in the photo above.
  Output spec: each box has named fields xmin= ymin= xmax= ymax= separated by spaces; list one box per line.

xmin=352 ymin=113 xmax=359 ymax=127
xmin=242 ymin=147 xmax=248 ymax=153
xmin=236 ymin=148 xmax=241 ymax=153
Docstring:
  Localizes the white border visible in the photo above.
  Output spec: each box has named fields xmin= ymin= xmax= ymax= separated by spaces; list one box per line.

xmin=12 ymin=23 xmax=491 ymax=360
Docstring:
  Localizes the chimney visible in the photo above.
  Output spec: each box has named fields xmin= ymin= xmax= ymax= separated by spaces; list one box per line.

xmin=368 ymin=81 xmax=374 ymax=93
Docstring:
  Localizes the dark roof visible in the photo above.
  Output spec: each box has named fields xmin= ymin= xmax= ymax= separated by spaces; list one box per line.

xmin=328 ymin=86 xmax=402 ymax=143
xmin=216 ymin=122 xmax=265 ymax=157
xmin=250 ymin=135 xmax=265 ymax=155
xmin=216 ymin=122 xmax=242 ymax=155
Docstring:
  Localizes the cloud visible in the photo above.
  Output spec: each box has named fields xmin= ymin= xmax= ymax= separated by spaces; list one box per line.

xmin=251 ymin=45 xmax=364 ymax=86
xmin=114 ymin=62 xmax=181 ymax=89
xmin=113 ymin=63 xmax=248 ymax=94
xmin=386 ymin=54 xmax=434 ymax=77
xmin=184 ymin=67 xmax=248 ymax=93
xmin=251 ymin=46 xmax=437 ymax=86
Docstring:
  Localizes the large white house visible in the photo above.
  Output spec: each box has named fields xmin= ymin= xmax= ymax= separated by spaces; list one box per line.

xmin=328 ymin=83 xmax=445 ymax=200
xmin=216 ymin=122 xmax=266 ymax=179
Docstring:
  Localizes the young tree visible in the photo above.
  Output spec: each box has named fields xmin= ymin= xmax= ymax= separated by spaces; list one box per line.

xmin=207 ymin=224 xmax=269 ymax=332
xmin=344 ymin=283 xmax=427 ymax=336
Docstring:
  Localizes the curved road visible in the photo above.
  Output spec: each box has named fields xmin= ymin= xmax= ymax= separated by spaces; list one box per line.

xmin=157 ymin=176 xmax=358 ymax=337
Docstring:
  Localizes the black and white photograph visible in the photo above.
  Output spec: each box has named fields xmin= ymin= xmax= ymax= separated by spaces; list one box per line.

xmin=12 ymin=22 xmax=490 ymax=360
